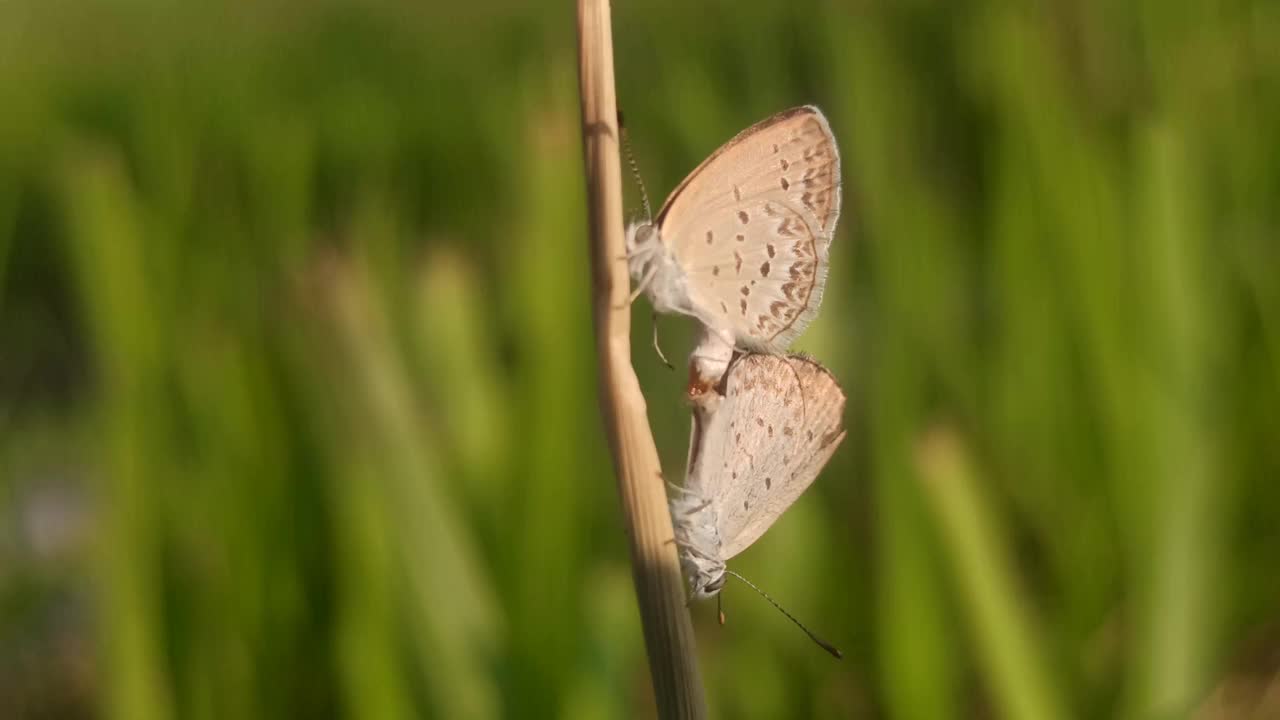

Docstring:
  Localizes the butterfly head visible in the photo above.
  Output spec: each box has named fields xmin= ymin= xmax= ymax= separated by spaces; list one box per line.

xmin=624 ymin=220 xmax=658 ymax=257
xmin=690 ymin=569 xmax=727 ymax=600
xmin=624 ymin=221 xmax=689 ymax=315
xmin=623 ymin=221 xmax=656 ymax=285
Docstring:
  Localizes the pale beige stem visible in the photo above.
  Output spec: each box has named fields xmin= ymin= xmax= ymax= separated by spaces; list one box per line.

xmin=576 ymin=1 xmax=707 ymax=717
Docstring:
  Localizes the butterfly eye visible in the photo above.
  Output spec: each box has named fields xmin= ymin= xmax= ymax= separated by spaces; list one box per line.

xmin=705 ymin=574 xmax=727 ymax=594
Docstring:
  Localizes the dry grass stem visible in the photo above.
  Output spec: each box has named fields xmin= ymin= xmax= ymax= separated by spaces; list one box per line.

xmin=576 ymin=0 xmax=707 ymax=717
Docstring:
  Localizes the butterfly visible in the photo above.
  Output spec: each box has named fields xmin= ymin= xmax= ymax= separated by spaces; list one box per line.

xmin=625 ymin=106 xmax=842 ymax=354
xmin=671 ymin=353 xmax=846 ymax=601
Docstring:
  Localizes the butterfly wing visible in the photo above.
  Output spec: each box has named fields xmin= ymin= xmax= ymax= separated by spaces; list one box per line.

xmin=675 ymin=196 xmax=830 ymax=352
xmin=655 ymin=106 xmax=841 ymax=238
xmin=706 ymin=354 xmax=846 ymax=561
xmin=656 ymin=107 xmax=842 ymax=351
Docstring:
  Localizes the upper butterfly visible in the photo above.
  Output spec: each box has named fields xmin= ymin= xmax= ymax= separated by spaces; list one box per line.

xmin=625 ymin=106 xmax=842 ymax=353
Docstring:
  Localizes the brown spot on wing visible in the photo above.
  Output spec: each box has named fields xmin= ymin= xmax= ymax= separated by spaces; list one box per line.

xmin=756 ymin=314 xmax=779 ymax=332
xmin=777 ymin=216 xmax=801 ymax=238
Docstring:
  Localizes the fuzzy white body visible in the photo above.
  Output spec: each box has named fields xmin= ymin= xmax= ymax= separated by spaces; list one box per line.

xmin=624 ymin=222 xmax=697 ymax=317
xmin=669 ymin=490 xmax=728 ymax=599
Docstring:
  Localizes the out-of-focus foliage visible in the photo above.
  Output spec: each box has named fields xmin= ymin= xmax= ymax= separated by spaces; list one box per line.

xmin=1 ymin=0 xmax=1278 ymax=718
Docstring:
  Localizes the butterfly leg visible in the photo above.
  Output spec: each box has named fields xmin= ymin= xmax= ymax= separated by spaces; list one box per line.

xmin=666 ymin=481 xmax=704 ymax=498
xmin=667 ymin=485 xmax=713 ymax=514
xmin=613 ymin=262 xmax=655 ymax=310
xmin=617 ymin=238 xmax=655 ymax=263
xmin=670 ymin=495 xmax=713 ymax=515
xmin=666 ymin=480 xmax=689 ymax=494
xmin=651 ymin=312 xmax=673 ymax=370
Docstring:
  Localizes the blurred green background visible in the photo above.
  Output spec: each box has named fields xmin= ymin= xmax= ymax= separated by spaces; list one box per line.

xmin=2 ymin=0 xmax=1278 ymax=718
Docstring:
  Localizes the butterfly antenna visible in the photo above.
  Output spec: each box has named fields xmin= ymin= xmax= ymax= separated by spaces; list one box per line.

xmin=617 ymin=109 xmax=653 ymax=221
xmin=725 ymin=569 xmax=842 ymax=659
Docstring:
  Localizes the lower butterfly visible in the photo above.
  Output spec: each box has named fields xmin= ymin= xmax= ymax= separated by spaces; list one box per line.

xmin=625 ymin=106 xmax=842 ymax=355
xmin=670 ymin=352 xmax=847 ymax=657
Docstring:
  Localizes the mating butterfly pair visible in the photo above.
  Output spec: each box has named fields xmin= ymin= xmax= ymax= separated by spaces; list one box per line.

xmin=623 ymin=107 xmax=847 ymax=656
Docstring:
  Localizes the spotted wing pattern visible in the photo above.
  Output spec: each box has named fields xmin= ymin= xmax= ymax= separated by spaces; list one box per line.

xmin=689 ymin=353 xmax=846 ymax=560
xmin=656 ymin=107 xmax=842 ymax=351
